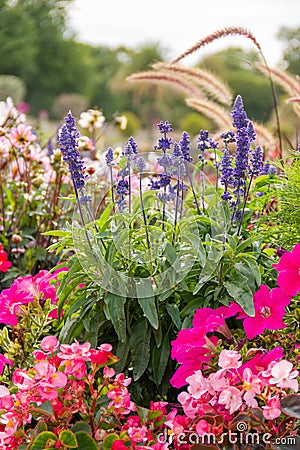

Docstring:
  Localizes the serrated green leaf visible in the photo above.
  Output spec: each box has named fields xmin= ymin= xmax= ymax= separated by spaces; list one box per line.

xmin=103 ymin=433 xmax=119 ymax=450
xmin=75 ymin=431 xmax=98 ymax=450
xmin=59 ymin=430 xmax=77 ymax=447
xmin=29 ymin=431 xmax=57 ymax=450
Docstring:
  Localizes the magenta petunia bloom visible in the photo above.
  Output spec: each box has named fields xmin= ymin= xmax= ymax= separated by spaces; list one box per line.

xmin=0 ymin=284 xmax=34 ymax=326
xmin=273 ymin=243 xmax=300 ymax=296
xmin=237 ymin=285 xmax=291 ymax=340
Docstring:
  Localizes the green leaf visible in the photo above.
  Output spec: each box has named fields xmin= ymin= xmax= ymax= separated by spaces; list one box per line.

xmin=224 ymin=271 xmax=254 ymax=316
xmin=74 ymin=431 xmax=98 ymax=450
xmin=71 ymin=422 xmax=91 ymax=434
xmin=59 ymin=430 xmax=78 ymax=447
xmin=129 ymin=319 xmax=151 ymax=380
xmin=164 ymin=243 xmax=177 ymax=265
xmin=236 ymin=235 xmax=261 ymax=253
xmin=165 ymin=303 xmax=181 ymax=329
xmin=33 ymin=400 xmax=53 ymax=417
xmin=58 ymin=317 xmax=84 ymax=344
xmin=114 ymin=336 xmax=130 ymax=372
xmin=104 ymin=293 xmax=126 ymax=342
xmin=152 ymin=332 xmax=170 ymax=386
xmin=102 ymin=433 xmax=119 ymax=450
xmin=137 ymin=281 xmax=159 ymax=329
xmin=234 ymin=259 xmax=261 ymax=293
xmin=29 ymin=431 xmax=57 ymax=450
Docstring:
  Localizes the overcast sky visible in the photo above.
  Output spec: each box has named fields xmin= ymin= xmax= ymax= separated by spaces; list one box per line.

xmin=69 ymin=0 xmax=299 ymax=67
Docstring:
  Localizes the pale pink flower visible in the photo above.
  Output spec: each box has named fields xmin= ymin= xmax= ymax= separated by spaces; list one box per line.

xmin=186 ymin=370 xmax=208 ymax=398
xmin=128 ymin=425 xmax=148 ymax=443
xmin=0 ymin=386 xmax=10 ymax=398
xmin=242 ymin=368 xmax=262 ymax=407
xmin=262 ymin=396 xmax=281 ymax=420
xmin=218 ymin=386 xmax=243 ymax=414
xmin=207 ymin=370 xmax=228 ymax=394
xmin=269 ymin=360 xmax=299 ymax=391
xmin=40 ymin=336 xmax=59 ymax=353
xmin=177 ymin=391 xmax=198 ymax=418
xmin=10 ymin=124 xmax=37 ymax=148
xmin=218 ymin=349 xmax=242 ymax=369
xmin=57 ymin=340 xmax=91 ymax=360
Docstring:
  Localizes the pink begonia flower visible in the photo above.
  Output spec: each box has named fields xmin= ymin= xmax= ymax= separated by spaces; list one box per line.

xmin=273 ymin=243 xmax=300 ymax=296
xmin=40 ymin=336 xmax=59 ymax=353
xmin=177 ymin=392 xmax=198 ymax=418
xmin=128 ymin=425 xmax=148 ymax=443
xmin=237 ymin=285 xmax=291 ymax=340
xmin=10 ymin=124 xmax=37 ymax=148
xmin=262 ymin=396 xmax=281 ymax=420
xmin=218 ymin=349 xmax=242 ymax=369
xmin=60 ymin=360 xmax=87 ymax=379
xmin=206 ymin=370 xmax=228 ymax=395
xmin=242 ymin=368 xmax=262 ymax=408
xmin=186 ymin=370 xmax=208 ymax=399
xmin=0 ymin=386 xmax=10 ymax=398
xmin=103 ymin=366 xmax=115 ymax=378
xmin=0 ymin=284 xmax=34 ymax=326
xmin=218 ymin=386 xmax=243 ymax=414
xmin=269 ymin=360 xmax=299 ymax=391
xmin=196 ymin=419 xmax=211 ymax=436
xmin=34 ymin=361 xmax=67 ymax=399
xmin=57 ymin=340 xmax=91 ymax=360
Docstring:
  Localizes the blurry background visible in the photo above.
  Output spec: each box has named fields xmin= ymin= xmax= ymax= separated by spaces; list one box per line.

xmin=0 ymin=0 xmax=299 ymax=142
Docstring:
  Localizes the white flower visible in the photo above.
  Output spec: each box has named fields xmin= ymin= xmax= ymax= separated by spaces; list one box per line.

xmin=78 ymin=109 xmax=105 ymax=131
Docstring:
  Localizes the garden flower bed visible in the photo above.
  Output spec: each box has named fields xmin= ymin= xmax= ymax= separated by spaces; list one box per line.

xmin=0 ymin=29 xmax=300 ymax=450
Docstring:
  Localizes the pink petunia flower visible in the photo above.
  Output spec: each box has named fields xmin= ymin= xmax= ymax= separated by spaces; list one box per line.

xmin=0 ymin=354 xmax=13 ymax=375
xmin=273 ymin=243 xmax=300 ymax=296
xmin=0 ymin=284 xmax=34 ymax=326
xmin=237 ymin=285 xmax=291 ymax=340
xmin=0 ymin=244 xmax=12 ymax=273
xmin=269 ymin=360 xmax=299 ymax=391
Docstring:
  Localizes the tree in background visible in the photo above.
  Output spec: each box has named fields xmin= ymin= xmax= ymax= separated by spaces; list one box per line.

xmin=278 ymin=26 xmax=300 ymax=75
xmin=0 ymin=0 xmax=91 ymax=113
